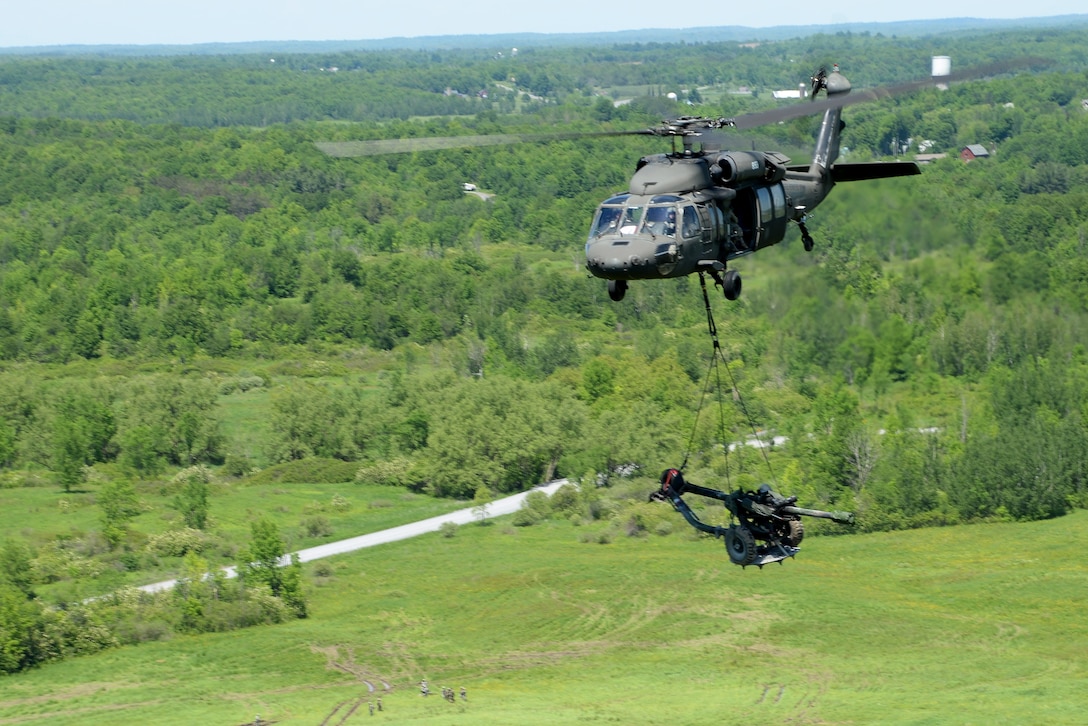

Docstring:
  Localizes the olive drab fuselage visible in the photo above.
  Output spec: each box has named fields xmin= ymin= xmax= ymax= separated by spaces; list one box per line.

xmin=584 ymin=68 xmax=919 ymax=302
xmin=583 ymin=150 xmax=826 ymax=282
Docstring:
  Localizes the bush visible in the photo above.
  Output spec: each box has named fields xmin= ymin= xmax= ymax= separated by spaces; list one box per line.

xmin=31 ymin=542 xmax=104 ymax=583
xmin=623 ymin=502 xmax=673 ymax=538
xmin=219 ymin=375 xmax=266 ymax=395
xmin=550 ymin=483 xmax=581 ymax=514
xmin=439 ymin=521 xmax=458 ymax=538
xmin=512 ymin=490 xmax=553 ymax=527
xmin=580 ymin=528 xmax=614 ymax=544
xmin=513 ymin=507 xmax=544 ymax=527
xmin=300 ymin=516 xmax=333 ymax=538
xmin=246 ymin=457 xmax=359 ymax=485
xmin=145 ymin=528 xmax=208 ymax=557
xmin=355 ymin=457 xmax=415 ymax=487
xmin=222 ymin=453 xmax=253 ymax=478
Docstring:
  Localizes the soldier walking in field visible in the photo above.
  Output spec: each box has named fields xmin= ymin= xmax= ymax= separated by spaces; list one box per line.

xmin=460 ymin=687 xmax=467 ymax=701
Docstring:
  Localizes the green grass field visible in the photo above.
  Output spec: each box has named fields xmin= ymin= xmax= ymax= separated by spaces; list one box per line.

xmin=2 ymin=508 xmax=1085 ymax=724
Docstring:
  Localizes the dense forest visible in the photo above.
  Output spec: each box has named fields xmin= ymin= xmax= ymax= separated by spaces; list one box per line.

xmin=2 ymin=26 xmax=1088 ymax=673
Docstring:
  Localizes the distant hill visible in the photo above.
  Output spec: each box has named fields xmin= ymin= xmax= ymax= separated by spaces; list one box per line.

xmin=3 ymin=14 xmax=1088 ymax=55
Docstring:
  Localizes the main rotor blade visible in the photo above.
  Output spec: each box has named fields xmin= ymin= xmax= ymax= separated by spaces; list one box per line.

xmin=316 ymin=129 xmax=650 ymax=157
xmin=317 ymin=57 xmax=1047 ymax=158
xmin=731 ymin=57 xmax=1046 ymax=130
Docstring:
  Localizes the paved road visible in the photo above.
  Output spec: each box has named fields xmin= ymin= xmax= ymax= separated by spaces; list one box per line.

xmin=137 ymin=479 xmax=569 ymax=594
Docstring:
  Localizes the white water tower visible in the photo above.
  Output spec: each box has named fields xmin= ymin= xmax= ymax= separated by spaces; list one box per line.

xmin=932 ymin=56 xmax=951 ymax=90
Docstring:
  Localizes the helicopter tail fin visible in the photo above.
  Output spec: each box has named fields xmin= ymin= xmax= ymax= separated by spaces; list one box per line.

xmin=809 ymin=66 xmax=852 ymax=176
xmin=810 ymin=108 xmax=844 ymax=176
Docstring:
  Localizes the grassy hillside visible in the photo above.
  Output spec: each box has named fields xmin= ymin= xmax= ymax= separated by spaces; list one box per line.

xmin=2 ymin=507 xmax=1085 ymax=724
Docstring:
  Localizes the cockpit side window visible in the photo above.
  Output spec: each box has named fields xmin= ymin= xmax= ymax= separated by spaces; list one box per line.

xmin=681 ymin=206 xmax=701 ymax=239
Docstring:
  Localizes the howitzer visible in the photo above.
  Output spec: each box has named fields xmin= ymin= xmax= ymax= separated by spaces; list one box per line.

xmin=651 ymin=468 xmax=854 ymax=567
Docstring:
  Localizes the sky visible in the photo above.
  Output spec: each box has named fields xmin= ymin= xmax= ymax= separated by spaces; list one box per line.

xmin=2 ymin=0 xmax=1085 ymax=48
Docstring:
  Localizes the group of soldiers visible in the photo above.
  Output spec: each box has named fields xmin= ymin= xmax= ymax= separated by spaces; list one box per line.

xmin=419 ymin=680 xmax=467 ymax=703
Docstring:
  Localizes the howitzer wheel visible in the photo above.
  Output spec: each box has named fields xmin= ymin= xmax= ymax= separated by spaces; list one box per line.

xmin=784 ymin=519 xmax=804 ymax=547
xmin=725 ymin=524 xmax=757 ymax=566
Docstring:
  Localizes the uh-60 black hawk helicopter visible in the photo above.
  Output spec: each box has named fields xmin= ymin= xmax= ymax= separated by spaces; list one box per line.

xmin=584 ymin=64 xmax=921 ymax=302
xmin=317 ymin=60 xmax=1030 ymax=302
xmin=585 ymin=59 xmax=1033 ymax=301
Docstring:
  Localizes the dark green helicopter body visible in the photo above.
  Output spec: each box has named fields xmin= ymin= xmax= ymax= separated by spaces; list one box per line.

xmin=584 ymin=67 xmax=920 ymax=301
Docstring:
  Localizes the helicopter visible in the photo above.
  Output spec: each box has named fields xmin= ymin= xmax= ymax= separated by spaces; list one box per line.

xmin=316 ymin=60 xmax=1034 ymax=302
xmin=584 ymin=65 xmax=921 ymax=302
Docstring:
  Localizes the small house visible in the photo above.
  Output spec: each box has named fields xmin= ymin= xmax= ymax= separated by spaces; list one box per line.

xmin=960 ymin=144 xmax=990 ymax=162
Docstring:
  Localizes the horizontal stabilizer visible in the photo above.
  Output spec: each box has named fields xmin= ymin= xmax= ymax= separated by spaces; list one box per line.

xmin=830 ymin=161 xmax=922 ymax=182
xmin=787 ymin=161 xmax=922 ymax=182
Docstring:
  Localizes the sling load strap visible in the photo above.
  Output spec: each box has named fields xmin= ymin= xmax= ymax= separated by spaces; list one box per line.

xmin=679 ymin=273 xmax=778 ymax=489
xmin=680 ymin=273 xmax=729 ymax=476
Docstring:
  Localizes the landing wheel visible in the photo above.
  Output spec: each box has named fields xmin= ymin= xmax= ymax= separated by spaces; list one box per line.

xmin=784 ymin=519 xmax=804 ymax=547
xmin=725 ymin=524 xmax=757 ymax=566
xmin=722 ymin=269 xmax=742 ymax=301
xmin=608 ymin=279 xmax=627 ymax=302
xmin=802 ymin=233 xmax=814 ymax=252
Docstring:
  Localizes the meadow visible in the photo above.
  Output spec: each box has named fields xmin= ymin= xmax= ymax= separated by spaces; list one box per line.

xmin=1 ymin=505 xmax=1084 ymax=724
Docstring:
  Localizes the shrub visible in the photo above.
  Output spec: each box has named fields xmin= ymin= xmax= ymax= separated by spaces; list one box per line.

xmin=246 ymin=457 xmax=358 ymax=485
xmin=218 ymin=375 xmax=265 ymax=395
xmin=31 ymin=542 xmax=104 ymax=583
xmin=355 ymin=457 xmax=415 ymax=487
xmin=513 ymin=490 xmax=553 ymax=527
xmin=439 ymin=521 xmax=458 ymax=538
xmin=550 ymin=483 xmax=581 ymax=514
xmin=222 ymin=453 xmax=253 ymax=478
xmin=513 ymin=507 xmax=543 ymax=527
xmin=300 ymin=516 xmax=333 ymax=538
xmin=145 ymin=528 xmax=208 ymax=557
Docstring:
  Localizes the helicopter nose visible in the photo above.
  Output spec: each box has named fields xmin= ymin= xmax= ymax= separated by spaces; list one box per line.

xmin=585 ymin=238 xmax=655 ymax=277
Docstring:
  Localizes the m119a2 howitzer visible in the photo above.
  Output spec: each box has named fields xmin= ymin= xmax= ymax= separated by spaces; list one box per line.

xmin=652 ymin=468 xmax=855 ymax=568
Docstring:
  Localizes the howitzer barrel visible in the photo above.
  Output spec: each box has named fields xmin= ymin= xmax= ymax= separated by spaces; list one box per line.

xmin=780 ymin=506 xmax=855 ymax=525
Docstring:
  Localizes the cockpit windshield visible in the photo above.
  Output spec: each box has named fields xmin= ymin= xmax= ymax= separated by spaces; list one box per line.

xmin=640 ymin=205 xmax=678 ymax=237
xmin=590 ymin=206 xmax=622 ymax=237
xmin=589 ymin=194 xmax=629 ymax=238
xmin=619 ymin=205 xmax=644 ymax=234
xmin=590 ymin=194 xmax=681 ymax=239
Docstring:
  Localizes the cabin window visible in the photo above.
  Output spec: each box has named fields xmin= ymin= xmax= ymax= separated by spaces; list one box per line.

xmin=756 ymin=187 xmax=773 ymax=225
xmin=771 ymin=184 xmax=786 ymax=219
xmin=707 ymin=204 xmax=725 ymax=239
